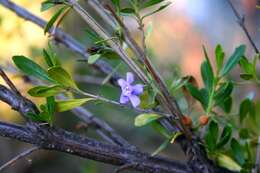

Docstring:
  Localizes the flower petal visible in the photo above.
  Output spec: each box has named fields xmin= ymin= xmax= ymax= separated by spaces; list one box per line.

xmin=118 ymin=79 xmax=127 ymax=88
xmin=132 ymin=84 xmax=143 ymax=95
xmin=120 ymin=94 xmax=129 ymax=104
xmin=129 ymin=95 xmax=140 ymax=107
xmin=126 ymin=72 xmax=134 ymax=84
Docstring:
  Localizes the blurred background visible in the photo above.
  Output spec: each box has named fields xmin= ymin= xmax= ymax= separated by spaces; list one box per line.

xmin=0 ymin=0 xmax=260 ymax=172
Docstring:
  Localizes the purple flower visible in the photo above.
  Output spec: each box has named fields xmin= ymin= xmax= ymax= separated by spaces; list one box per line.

xmin=118 ymin=72 xmax=143 ymax=107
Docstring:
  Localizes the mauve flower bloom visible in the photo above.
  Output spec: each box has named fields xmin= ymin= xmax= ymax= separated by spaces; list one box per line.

xmin=118 ymin=72 xmax=143 ymax=107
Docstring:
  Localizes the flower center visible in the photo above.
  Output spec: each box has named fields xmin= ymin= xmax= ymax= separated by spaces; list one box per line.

xmin=123 ymin=85 xmax=132 ymax=96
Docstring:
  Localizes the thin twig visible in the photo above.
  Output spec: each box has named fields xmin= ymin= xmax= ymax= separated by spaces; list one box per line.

xmin=227 ymin=0 xmax=259 ymax=54
xmin=0 ymin=0 xmax=122 ymax=85
xmin=75 ymin=89 xmax=173 ymax=118
xmin=0 ymin=68 xmax=21 ymax=96
xmin=67 ymin=0 xmax=150 ymax=84
xmin=104 ymin=4 xmax=191 ymax=138
xmin=0 ymin=146 xmax=39 ymax=172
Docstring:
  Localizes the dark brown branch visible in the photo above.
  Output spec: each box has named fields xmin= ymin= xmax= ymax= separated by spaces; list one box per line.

xmin=227 ymin=0 xmax=259 ymax=54
xmin=0 ymin=121 xmax=191 ymax=173
xmin=0 ymin=73 xmax=189 ymax=172
xmin=71 ymin=107 xmax=137 ymax=150
xmin=0 ymin=85 xmax=39 ymax=118
xmin=0 ymin=146 xmax=39 ymax=172
xmin=0 ymin=0 xmax=133 ymax=149
xmin=0 ymin=68 xmax=21 ymax=96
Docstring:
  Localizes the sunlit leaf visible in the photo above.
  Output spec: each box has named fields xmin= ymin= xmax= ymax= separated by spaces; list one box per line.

xmin=28 ymin=85 xmax=65 ymax=97
xmin=142 ymin=0 xmax=165 ymax=9
xmin=88 ymin=54 xmax=101 ymax=64
xmin=141 ymin=2 xmax=171 ymax=20
xmin=217 ymin=153 xmax=242 ymax=171
xmin=44 ymin=6 xmax=67 ymax=34
xmin=13 ymin=55 xmax=54 ymax=82
xmin=56 ymin=98 xmax=95 ymax=112
xmin=47 ymin=66 xmax=78 ymax=89
xmin=134 ymin=113 xmax=162 ymax=127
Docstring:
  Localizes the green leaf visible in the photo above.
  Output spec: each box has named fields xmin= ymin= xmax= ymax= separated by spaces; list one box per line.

xmin=13 ymin=55 xmax=54 ymax=82
xmin=201 ymin=46 xmax=214 ymax=92
xmin=28 ymin=85 xmax=65 ymax=97
xmin=120 ymin=8 xmax=136 ymax=15
xmin=46 ymin=96 xmax=55 ymax=124
xmin=214 ymin=82 xmax=233 ymax=106
xmin=152 ymin=122 xmax=171 ymax=138
xmin=111 ymin=0 xmax=120 ymax=7
xmin=239 ymin=57 xmax=254 ymax=74
xmin=41 ymin=1 xmax=56 ymax=12
xmin=42 ymin=46 xmax=60 ymax=67
xmin=43 ymin=49 xmax=53 ymax=67
xmin=56 ymin=98 xmax=95 ymax=112
xmin=134 ymin=113 xmax=162 ymax=127
xmin=88 ymin=54 xmax=101 ymax=64
xmin=205 ymin=120 xmax=218 ymax=151
xmin=151 ymin=138 xmax=170 ymax=156
xmin=44 ymin=6 xmax=67 ymax=34
xmin=219 ymin=96 xmax=232 ymax=113
xmin=231 ymin=138 xmax=245 ymax=165
xmin=170 ymin=77 xmax=189 ymax=92
xmin=220 ymin=45 xmax=246 ymax=77
xmin=240 ymin=73 xmax=254 ymax=80
xmin=142 ymin=0 xmax=165 ymax=9
xmin=216 ymin=153 xmax=242 ymax=171
xmin=85 ymin=28 xmax=102 ymax=43
xmin=185 ymin=83 xmax=208 ymax=110
xmin=41 ymin=0 xmax=65 ymax=12
xmin=141 ymin=2 xmax=171 ymax=20
xmin=47 ymin=96 xmax=55 ymax=116
xmin=239 ymin=98 xmax=255 ymax=123
xmin=239 ymin=128 xmax=250 ymax=139
xmin=47 ymin=66 xmax=78 ymax=89
xmin=215 ymin=44 xmax=225 ymax=74
xmin=216 ymin=124 xmax=232 ymax=149
xmin=201 ymin=61 xmax=214 ymax=92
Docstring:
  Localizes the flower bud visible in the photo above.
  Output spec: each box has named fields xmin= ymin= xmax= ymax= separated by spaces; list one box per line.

xmin=199 ymin=115 xmax=209 ymax=126
xmin=181 ymin=115 xmax=192 ymax=126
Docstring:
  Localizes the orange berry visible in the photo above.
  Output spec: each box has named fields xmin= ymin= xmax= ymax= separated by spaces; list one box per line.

xmin=181 ymin=115 xmax=192 ymax=126
xmin=199 ymin=115 xmax=209 ymax=126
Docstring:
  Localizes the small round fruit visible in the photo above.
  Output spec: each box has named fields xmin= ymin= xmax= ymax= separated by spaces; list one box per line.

xmin=182 ymin=115 xmax=192 ymax=126
xmin=199 ymin=115 xmax=209 ymax=126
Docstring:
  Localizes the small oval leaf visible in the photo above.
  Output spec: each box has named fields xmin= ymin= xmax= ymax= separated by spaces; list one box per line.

xmin=28 ymin=85 xmax=65 ymax=97
xmin=13 ymin=55 xmax=54 ymax=82
xmin=134 ymin=113 xmax=162 ymax=127
xmin=56 ymin=98 xmax=95 ymax=112
xmin=47 ymin=66 xmax=78 ymax=89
